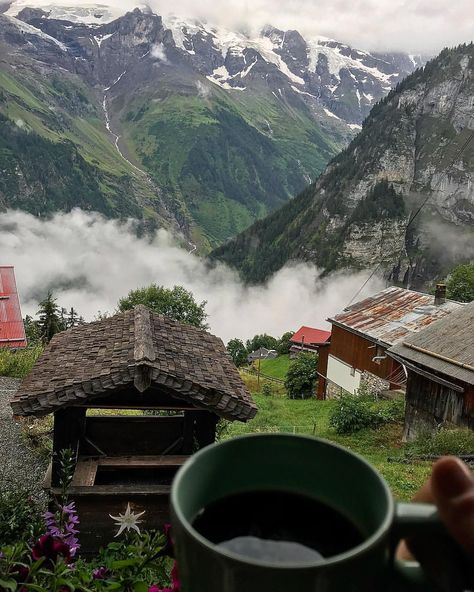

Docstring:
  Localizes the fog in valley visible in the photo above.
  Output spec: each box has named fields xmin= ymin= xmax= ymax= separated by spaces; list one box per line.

xmin=0 ymin=210 xmax=384 ymax=343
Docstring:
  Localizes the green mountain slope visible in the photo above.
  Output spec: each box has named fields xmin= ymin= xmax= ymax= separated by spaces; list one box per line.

xmin=211 ymin=44 xmax=474 ymax=287
xmin=0 ymin=59 xmax=175 ymax=227
xmin=118 ymin=83 xmax=341 ymax=247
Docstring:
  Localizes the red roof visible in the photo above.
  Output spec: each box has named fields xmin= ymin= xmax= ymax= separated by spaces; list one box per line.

xmin=0 ymin=266 xmax=27 ymax=348
xmin=291 ymin=326 xmax=331 ymax=345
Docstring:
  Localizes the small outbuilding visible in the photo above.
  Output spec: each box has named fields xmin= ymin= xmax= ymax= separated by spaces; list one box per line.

xmin=247 ymin=347 xmax=278 ymax=363
xmin=10 ymin=305 xmax=257 ymax=552
xmin=388 ymin=302 xmax=474 ymax=441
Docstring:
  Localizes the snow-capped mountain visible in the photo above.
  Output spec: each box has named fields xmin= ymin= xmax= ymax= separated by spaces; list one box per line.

xmin=3 ymin=1 xmax=425 ymax=127
xmin=0 ymin=2 xmax=427 ymax=249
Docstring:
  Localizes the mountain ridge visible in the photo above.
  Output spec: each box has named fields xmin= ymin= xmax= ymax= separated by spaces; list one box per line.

xmin=0 ymin=2 xmax=426 ymax=248
xmin=211 ymin=44 xmax=474 ymax=288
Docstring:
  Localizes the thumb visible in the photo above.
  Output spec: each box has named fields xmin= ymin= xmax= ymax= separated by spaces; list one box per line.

xmin=431 ymin=456 xmax=474 ymax=556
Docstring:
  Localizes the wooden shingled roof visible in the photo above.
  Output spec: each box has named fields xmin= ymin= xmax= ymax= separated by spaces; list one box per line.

xmin=10 ymin=305 xmax=257 ymax=422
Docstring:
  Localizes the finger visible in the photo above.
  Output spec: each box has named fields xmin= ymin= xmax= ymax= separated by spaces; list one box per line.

xmin=396 ymin=474 xmax=434 ymax=560
xmin=431 ymin=456 xmax=474 ymax=556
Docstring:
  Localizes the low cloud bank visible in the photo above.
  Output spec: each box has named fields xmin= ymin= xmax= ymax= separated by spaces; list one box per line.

xmin=0 ymin=210 xmax=384 ymax=343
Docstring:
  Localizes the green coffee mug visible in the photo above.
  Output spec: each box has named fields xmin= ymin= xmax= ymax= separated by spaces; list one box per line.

xmin=170 ymin=434 xmax=464 ymax=592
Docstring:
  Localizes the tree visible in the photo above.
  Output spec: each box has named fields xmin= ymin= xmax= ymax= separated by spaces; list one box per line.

xmin=446 ymin=263 xmax=474 ymax=302
xmin=65 ymin=307 xmax=82 ymax=329
xmin=23 ymin=315 xmax=41 ymax=344
xmin=227 ymin=338 xmax=248 ymax=367
xmin=285 ymin=352 xmax=318 ymax=400
xmin=117 ymin=284 xmax=208 ymax=329
xmin=245 ymin=334 xmax=278 ymax=354
xmin=277 ymin=331 xmax=295 ymax=355
xmin=37 ymin=292 xmax=65 ymax=344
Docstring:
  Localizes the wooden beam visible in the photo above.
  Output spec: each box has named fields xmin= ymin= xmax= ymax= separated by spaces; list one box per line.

xmin=72 ymin=459 xmax=98 ymax=486
xmin=97 ymin=455 xmax=189 ymax=468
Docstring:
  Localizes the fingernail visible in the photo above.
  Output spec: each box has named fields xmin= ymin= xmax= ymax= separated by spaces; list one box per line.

xmin=433 ymin=457 xmax=473 ymax=499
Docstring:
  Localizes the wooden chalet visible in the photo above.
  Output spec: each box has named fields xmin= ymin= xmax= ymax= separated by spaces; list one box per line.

xmin=389 ymin=302 xmax=474 ymax=441
xmin=319 ymin=286 xmax=464 ymax=398
xmin=0 ymin=266 xmax=27 ymax=348
xmin=10 ymin=305 xmax=257 ymax=552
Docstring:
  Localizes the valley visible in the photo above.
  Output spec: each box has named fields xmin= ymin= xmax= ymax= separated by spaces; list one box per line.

xmin=0 ymin=2 xmax=424 ymax=250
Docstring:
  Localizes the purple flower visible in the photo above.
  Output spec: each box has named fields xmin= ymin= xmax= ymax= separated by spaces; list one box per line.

xmin=44 ymin=502 xmax=80 ymax=557
xmin=92 ymin=566 xmax=111 ymax=580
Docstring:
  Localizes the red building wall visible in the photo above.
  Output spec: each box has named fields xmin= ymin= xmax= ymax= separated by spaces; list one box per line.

xmin=0 ymin=266 xmax=27 ymax=348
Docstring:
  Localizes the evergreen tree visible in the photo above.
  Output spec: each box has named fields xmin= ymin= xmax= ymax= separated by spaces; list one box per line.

xmin=66 ymin=307 xmax=81 ymax=329
xmin=37 ymin=292 xmax=64 ymax=344
xmin=23 ymin=315 xmax=41 ymax=344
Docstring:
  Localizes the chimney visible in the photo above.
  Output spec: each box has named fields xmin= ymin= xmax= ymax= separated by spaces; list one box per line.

xmin=434 ymin=283 xmax=447 ymax=305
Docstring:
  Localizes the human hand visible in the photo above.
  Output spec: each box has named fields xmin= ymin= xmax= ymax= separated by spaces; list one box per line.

xmin=398 ymin=456 xmax=474 ymax=559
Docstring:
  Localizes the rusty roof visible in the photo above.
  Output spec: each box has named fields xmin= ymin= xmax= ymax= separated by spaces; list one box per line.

xmin=329 ymin=287 xmax=464 ymax=347
xmin=10 ymin=305 xmax=257 ymax=422
xmin=388 ymin=301 xmax=474 ymax=385
xmin=0 ymin=266 xmax=27 ymax=348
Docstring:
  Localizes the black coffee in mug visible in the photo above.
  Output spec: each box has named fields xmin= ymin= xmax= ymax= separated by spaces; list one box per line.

xmin=192 ymin=490 xmax=364 ymax=564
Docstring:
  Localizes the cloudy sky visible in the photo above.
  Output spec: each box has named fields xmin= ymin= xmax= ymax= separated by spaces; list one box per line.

xmin=6 ymin=0 xmax=472 ymax=53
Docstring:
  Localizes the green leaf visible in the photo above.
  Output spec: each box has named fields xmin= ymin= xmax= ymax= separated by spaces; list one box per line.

xmin=0 ymin=578 xmax=17 ymax=591
xmin=110 ymin=558 xmax=141 ymax=569
xmin=133 ymin=582 xmax=148 ymax=592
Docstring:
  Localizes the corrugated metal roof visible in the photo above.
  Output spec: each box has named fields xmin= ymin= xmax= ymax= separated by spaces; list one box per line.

xmin=291 ymin=326 xmax=331 ymax=345
xmin=0 ymin=266 xmax=27 ymax=348
xmin=329 ymin=286 xmax=463 ymax=347
xmin=388 ymin=301 xmax=474 ymax=385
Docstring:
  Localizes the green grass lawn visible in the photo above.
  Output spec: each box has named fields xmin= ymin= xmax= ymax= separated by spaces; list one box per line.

xmin=258 ymin=354 xmax=290 ymax=380
xmin=225 ymin=389 xmax=432 ymax=502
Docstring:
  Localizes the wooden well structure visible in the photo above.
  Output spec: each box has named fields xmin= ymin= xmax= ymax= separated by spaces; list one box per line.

xmin=11 ymin=305 xmax=257 ymax=552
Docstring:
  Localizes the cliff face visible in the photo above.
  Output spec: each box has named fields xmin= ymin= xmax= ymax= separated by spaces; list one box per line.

xmin=211 ymin=44 xmax=474 ymax=288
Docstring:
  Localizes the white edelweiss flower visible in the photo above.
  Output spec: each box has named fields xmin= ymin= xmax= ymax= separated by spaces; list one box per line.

xmin=109 ymin=503 xmax=146 ymax=537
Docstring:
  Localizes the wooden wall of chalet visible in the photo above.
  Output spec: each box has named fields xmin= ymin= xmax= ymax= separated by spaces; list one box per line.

xmin=330 ymin=326 xmax=401 ymax=386
xmin=404 ymin=372 xmax=474 ymax=441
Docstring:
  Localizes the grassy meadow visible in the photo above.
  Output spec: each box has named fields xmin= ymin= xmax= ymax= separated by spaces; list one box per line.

xmin=229 ymin=375 xmax=434 ymax=502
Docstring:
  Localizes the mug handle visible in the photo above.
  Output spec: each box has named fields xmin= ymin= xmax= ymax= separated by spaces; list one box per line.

xmin=391 ymin=502 xmax=469 ymax=591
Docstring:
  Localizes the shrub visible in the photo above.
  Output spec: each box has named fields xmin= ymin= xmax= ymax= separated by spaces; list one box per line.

xmin=406 ymin=428 xmax=474 ymax=457
xmin=285 ymin=353 xmax=318 ymax=399
xmin=329 ymin=394 xmax=380 ymax=434
xmin=261 ymin=383 xmax=273 ymax=397
xmin=0 ymin=345 xmax=43 ymax=378
xmin=329 ymin=394 xmax=405 ymax=435
xmin=0 ymin=489 xmax=44 ymax=546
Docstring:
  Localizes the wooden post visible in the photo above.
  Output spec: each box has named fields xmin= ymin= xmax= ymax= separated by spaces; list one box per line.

xmin=194 ymin=412 xmax=219 ymax=449
xmin=257 ymin=355 xmax=261 ymax=388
